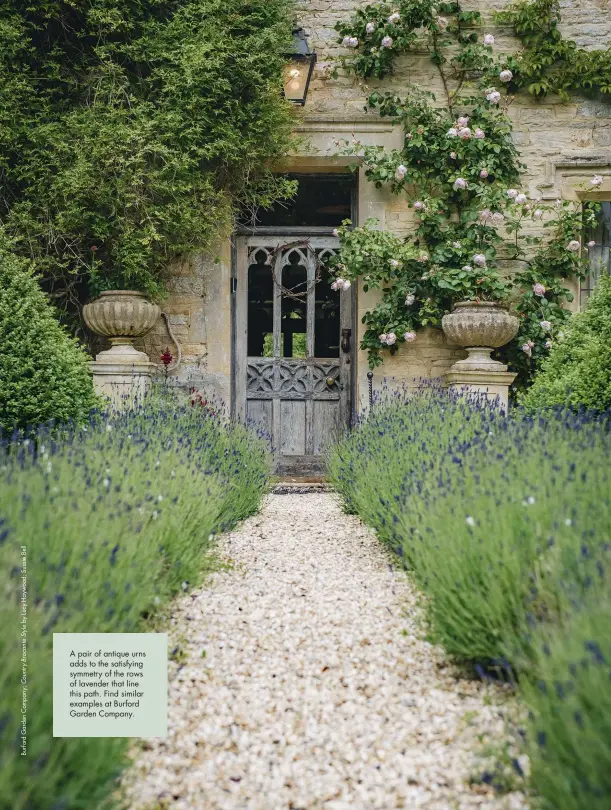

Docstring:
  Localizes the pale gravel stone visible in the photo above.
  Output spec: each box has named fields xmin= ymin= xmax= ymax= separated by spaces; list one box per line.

xmin=122 ymin=494 xmax=527 ymax=810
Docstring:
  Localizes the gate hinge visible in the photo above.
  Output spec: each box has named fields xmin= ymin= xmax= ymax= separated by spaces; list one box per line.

xmin=230 ymin=277 xmax=237 ymax=294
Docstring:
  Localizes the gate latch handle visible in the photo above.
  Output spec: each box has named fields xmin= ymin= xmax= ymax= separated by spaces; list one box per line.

xmin=341 ymin=328 xmax=351 ymax=353
xmin=326 ymin=376 xmax=344 ymax=391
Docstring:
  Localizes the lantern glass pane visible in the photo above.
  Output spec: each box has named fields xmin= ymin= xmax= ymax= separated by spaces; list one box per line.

xmin=283 ymin=59 xmax=309 ymax=103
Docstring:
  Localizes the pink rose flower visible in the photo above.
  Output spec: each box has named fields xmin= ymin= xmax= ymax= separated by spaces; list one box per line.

xmin=473 ymin=254 xmax=487 ymax=267
xmin=483 ymin=34 xmax=495 ymax=46
xmin=500 ymin=69 xmax=513 ymax=82
xmin=403 ymin=331 xmax=417 ymax=342
xmin=532 ymin=283 xmax=546 ymax=296
xmin=480 ymin=168 xmax=489 ymax=178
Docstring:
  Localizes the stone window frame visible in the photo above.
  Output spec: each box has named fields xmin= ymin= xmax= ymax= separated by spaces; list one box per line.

xmin=537 ymin=151 xmax=611 ymax=310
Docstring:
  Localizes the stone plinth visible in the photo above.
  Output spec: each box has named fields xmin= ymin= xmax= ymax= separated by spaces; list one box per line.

xmin=443 ymin=369 xmax=517 ymax=412
xmin=90 ymin=345 xmax=156 ymax=408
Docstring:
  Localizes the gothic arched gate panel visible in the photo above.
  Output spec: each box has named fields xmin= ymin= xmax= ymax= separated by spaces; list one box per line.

xmin=234 ymin=235 xmax=353 ymax=475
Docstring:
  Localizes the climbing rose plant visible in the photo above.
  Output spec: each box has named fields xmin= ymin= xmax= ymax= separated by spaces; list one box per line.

xmin=496 ymin=0 xmax=611 ymax=100
xmin=330 ymin=0 xmax=600 ymax=387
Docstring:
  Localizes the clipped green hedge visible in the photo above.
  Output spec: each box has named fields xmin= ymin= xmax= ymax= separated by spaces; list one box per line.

xmin=0 ymin=244 xmax=98 ymax=432
xmin=521 ymin=274 xmax=611 ymax=411
xmin=0 ymin=399 xmax=270 ymax=810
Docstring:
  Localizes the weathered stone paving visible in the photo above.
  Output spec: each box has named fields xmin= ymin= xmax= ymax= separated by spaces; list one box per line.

xmin=123 ymin=494 xmax=526 ymax=810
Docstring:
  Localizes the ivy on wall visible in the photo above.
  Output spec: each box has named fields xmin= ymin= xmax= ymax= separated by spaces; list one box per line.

xmin=330 ymin=0 xmax=606 ymax=389
xmin=0 ymin=0 xmax=297 ymax=324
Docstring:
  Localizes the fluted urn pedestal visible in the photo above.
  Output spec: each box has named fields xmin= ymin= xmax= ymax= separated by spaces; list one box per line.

xmin=441 ymin=301 xmax=519 ymax=411
xmin=83 ymin=290 xmax=160 ymax=407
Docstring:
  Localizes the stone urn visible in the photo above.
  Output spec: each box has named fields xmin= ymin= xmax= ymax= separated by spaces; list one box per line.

xmin=83 ymin=290 xmax=160 ymax=364
xmin=442 ymin=301 xmax=519 ymax=372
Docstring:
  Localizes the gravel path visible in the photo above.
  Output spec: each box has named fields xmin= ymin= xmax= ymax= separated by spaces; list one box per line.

xmin=123 ymin=494 xmax=526 ymax=810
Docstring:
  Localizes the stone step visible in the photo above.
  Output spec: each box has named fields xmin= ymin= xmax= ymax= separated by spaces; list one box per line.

xmin=271 ymin=481 xmax=333 ymax=494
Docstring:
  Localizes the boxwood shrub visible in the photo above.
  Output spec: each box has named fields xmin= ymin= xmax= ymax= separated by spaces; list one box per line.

xmin=0 ymin=243 xmax=98 ymax=432
xmin=521 ymin=274 xmax=611 ymax=412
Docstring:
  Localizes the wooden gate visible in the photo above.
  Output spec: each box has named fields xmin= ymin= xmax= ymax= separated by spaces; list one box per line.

xmin=234 ymin=235 xmax=353 ymax=475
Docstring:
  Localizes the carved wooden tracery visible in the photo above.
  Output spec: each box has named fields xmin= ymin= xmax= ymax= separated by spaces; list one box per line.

xmin=237 ymin=235 xmax=351 ymax=473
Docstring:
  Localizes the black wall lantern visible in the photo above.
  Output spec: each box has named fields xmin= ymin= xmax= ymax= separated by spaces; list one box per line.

xmin=283 ymin=28 xmax=317 ymax=105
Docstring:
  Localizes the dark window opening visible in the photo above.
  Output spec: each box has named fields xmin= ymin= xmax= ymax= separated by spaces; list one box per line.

xmin=281 ymin=257 xmax=307 ymax=358
xmin=247 ymin=251 xmax=273 ymax=357
xmin=315 ymin=262 xmax=340 ymax=358
xmin=247 ymin=250 xmax=342 ymax=359
xmin=244 ymin=173 xmax=354 ymax=228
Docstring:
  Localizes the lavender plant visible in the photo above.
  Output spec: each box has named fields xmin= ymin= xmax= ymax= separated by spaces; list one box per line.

xmin=0 ymin=398 xmax=270 ymax=810
xmin=328 ymin=387 xmax=610 ymax=663
xmin=327 ymin=387 xmax=611 ymax=808
xmin=523 ymin=592 xmax=611 ymax=810
xmin=331 ymin=1 xmax=601 ymax=389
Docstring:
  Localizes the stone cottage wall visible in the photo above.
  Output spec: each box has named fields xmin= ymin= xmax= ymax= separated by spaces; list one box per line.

xmin=134 ymin=243 xmax=233 ymax=406
xmin=140 ymin=0 xmax=611 ymax=410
